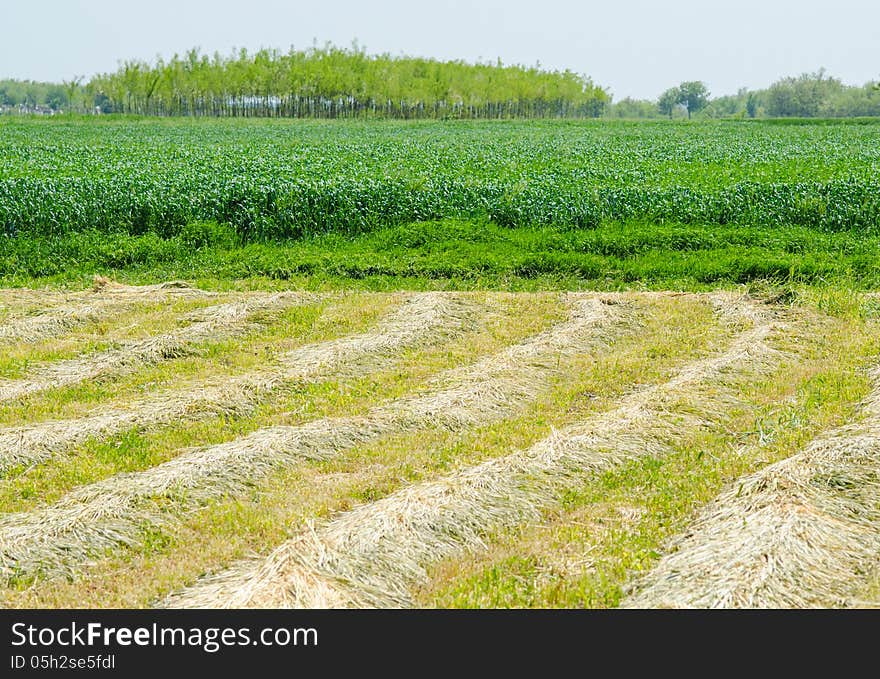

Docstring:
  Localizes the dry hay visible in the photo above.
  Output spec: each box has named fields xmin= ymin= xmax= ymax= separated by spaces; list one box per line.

xmin=0 ymin=279 xmax=212 ymax=313
xmin=0 ymin=292 xmax=476 ymax=472
xmin=267 ymin=291 xmax=477 ymax=382
xmin=0 ymin=295 xmax=622 ymax=580
xmin=163 ymin=304 xmax=785 ymax=608
xmin=708 ymin=290 xmax=772 ymax=326
xmin=1 ymin=300 xmax=147 ymax=344
xmin=0 ymin=282 xmax=215 ymax=344
xmin=622 ymin=369 xmax=880 ymax=609
xmin=0 ymin=286 xmax=93 ymax=309
xmin=0 ymin=292 xmax=311 ymax=404
xmin=89 ymin=277 xmax=215 ymax=297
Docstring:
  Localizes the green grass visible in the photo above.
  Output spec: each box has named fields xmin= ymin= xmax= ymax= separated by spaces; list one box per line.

xmin=3 ymin=218 xmax=880 ymax=290
xmin=4 ymin=117 xmax=878 ymax=291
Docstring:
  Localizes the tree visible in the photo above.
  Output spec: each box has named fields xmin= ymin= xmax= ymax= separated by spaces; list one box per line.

xmin=87 ymin=44 xmax=610 ymax=119
xmin=702 ymin=87 xmax=747 ymax=118
xmin=0 ymin=84 xmax=15 ymax=106
xmin=657 ymin=81 xmax=710 ymax=119
xmin=62 ymin=76 xmax=83 ymax=113
xmin=657 ymin=87 xmax=680 ymax=119
xmin=746 ymin=92 xmax=758 ymax=118
xmin=765 ymin=70 xmax=843 ymax=117
xmin=678 ymin=81 xmax=710 ymax=119
xmin=607 ymin=97 xmax=660 ymax=119
xmin=44 ymin=84 xmax=68 ymax=110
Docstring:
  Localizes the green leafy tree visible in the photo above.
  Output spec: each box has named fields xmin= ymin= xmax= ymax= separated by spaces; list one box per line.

xmin=44 ymin=85 xmax=68 ymax=110
xmin=678 ymin=81 xmax=710 ymax=119
xmin=766 ymin=69 xmax=844 ymax=117
xmin=657 ymin=87 xmax=680 ymax=118
xmin=657 ymin=81 xmax=710 ymax=119
xmin=62 ymin=76 xmax=84 ymax=112
xmin=0 ymin=84 xmax=15 ymax=106
xmin=607 ymin=97 xmax=661 ymax=118
xmin=88 ymin=44 xmax=610 ymax=119
xmin=703 ymin=87 xmax=748 ymax=118
xmin=746 ymin=92 xmax=759 ymax=118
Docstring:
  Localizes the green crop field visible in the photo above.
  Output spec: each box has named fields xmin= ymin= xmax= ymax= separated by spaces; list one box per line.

xmin=1 ymin=116 xmax=879 ymax=609
xmin=2 ymin=116 xmax=880 ymax=287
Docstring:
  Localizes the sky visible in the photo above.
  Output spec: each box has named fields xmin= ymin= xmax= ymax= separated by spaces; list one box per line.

xmin=2 ymin=0 xmax=879 ymax=100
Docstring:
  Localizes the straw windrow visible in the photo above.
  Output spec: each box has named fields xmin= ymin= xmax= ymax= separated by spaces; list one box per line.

xmin=0 ymin=283 xmax=215 ymax=344
xmin=0 ymin=292 xmax=312 ymax=404
xmin=621 ymin=368 xmax=880 ymax=609
xmin=0 ymin=295 xmax=621 ymax=580
xmin=2 ymin=300 xmax=166 ymax=345
xmin=163 ymin=303 xmax=785 ymax=609
xmin=0 ymin=292 xmax=476 ymax=472
xmin=90 ymin=279 xmax=216 ymax=297
xmin=0 ymin=280 xmax=213 ymax=313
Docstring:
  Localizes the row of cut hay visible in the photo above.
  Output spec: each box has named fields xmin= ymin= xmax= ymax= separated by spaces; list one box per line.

xmin=264 ymin=290 xmax=478 ymax=387
xmin=0 ymin=282 xmax=216 ymax=345
xmin=1 ymin=299 xmax=165 ymax=345
xmin=622 ymin=368 xmax=880 ymax=609
xmin=708 ymin=290 xmax=772 ymax=326
xmin=0 ymin=279 xmax=214 ymax=313
xmin=0 ymin=286 xmax=97 ymax=310
xmin=0 ymin=296 xmax=622 ymax=581
xmin=0 ymin=292 xmax=477 ymax=472
xmin=0 ymin=292 xmax=314 ymax=404
xmin=163 ymin=305 xmax=783 ymax=609
xmin=89 ymin=278 xmax=216 ymax=298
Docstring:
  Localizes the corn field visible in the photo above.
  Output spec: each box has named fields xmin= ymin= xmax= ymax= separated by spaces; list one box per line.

xmin=2 ymin=118 xmax=879 ymax=241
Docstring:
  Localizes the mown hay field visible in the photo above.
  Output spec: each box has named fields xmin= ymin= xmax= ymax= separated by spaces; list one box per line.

xmin=0 ymin=280 xmax=878 ymax=608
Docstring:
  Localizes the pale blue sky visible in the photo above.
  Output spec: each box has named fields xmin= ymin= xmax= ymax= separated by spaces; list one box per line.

xmin=2 ymin=0 xmax=878 ymax=99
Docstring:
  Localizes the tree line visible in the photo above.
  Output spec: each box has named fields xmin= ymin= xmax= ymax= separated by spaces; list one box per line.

xmin=11 ymin=44 xmax=608 ymax=119
xmin=3 ymin=47 xmax=878 ymax=120
xmin=607 ymin=70 xmax=880 ymax=119
xmin=0 ymin=79 xmax=72 ymax=112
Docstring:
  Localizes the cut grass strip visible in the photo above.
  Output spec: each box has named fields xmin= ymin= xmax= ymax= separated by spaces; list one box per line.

xmin=0 ymin=294 xmax=388 ymax=513
xmin=0 ymin=292 xmax=312 ymax=404
xmin=0 ymin=295 xmax=622 ymax=580
xmin=0 ymin=292 xmax=718 ymax=607
xmin=421 ymin=304 xmax=874 ymax=609
xmin=0 ymin=293 xmax=337 ymax=428
xmin=0 ymin=280 xmax=214 ymax=318
xmin=0 ymin=299 xmax=144 ymax=345
xmin=90 ymin=279 xmax=216 ymax=298
xmin=0 ymin=292 xmax=475 ymax=472
xmin=0 ymin=280 xmax=215 ymax=344
xmin=163 ymin=303 xmax=780 ymax=608
xmin=622 ymin=369 xmax=880 ymax=609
